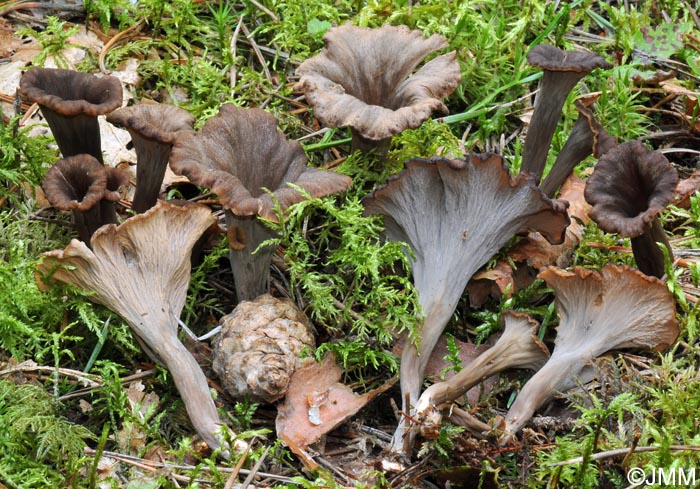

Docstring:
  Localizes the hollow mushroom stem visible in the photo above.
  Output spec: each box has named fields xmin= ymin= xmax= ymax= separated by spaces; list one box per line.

xmin=413 ymin=311 xmax=548 ymax=439
xmin=226 ymin=212 xmax=277 ymax=302
xmin=106 ymin=103 xmax=195 ymax=213
xmin=158 ymin=332 xmax=230 ymax=455
xmin=349 ymin=129 xmax=391 ymax=161
xmin=631 ymin=217 xmax=672 ymax=278
xmin=540 ymin=98 xmax=617 ymax=197
xmin=520 ymin=45 xmax=611 ymax=180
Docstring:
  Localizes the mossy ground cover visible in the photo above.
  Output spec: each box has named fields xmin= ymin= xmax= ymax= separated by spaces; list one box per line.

xmin=1 ymin=0 xmax=700 ymax=487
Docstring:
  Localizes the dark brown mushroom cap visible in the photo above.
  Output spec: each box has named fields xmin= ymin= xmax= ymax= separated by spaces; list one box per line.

xmin=170 ymin=105 xmax=351 ymax=222
xmin=42 ymin=154 xmax=107 ymax=211
xmin=295 ymin=24 xmax=461 ymax=141
xmin=20 ymin=68 xmax=123 ymax=117
xmin=527 ymin=44 xmax=612 ymax=73
xmin=584 ymin=141 xmax=678 ymax=238
xmin=103 ymin=166 xmax=130 ymax=202
xmin=106 ymin=103 xmax=195 ymax=144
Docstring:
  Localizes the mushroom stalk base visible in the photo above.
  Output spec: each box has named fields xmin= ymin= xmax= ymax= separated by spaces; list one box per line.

xmin=350 ymin=129 xmax=391 ymax=163
xmin=390 ymin=303 xmax=452 ymax=454
xmin=501 ymin=352 xmax=584 ymax=443
xmin=157 ymin=332 xmax=230 ymax=456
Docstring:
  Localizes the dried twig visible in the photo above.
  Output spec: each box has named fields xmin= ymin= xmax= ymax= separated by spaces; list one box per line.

xmin=0 ymin=360 xmax=101 ymax=387
xmin=98 ymin=20 xmax=144 ymax=73
xmin=547 ymin=445 xmax=700 ymax=467
xmin=83 ymin=448 xmax=299 ymax=485
xmin=247 ymin=0 xmax=278 ymax=23
xmin=240 ymin=21 xmax=272 ymax=83
xmin=229 ymin=15 xmax=244 ymax=96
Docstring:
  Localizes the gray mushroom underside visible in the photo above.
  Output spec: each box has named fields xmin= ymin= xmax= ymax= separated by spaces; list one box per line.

xmin=541 ymin=265 xmax=678 ymax=353
xmin=503 ymin=264 xmax=678 ymax=435
xmin=38 ymin=202 xmax=227 ymax=451
xmin=363 ymin=156 xmax=569 ymax=320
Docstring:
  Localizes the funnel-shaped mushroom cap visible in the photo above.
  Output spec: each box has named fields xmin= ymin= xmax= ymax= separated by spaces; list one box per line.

xmin=528 ymin=44 xmax=612 ymax=74
xmin=37 ymin=202 xmax=234 ymax=453
xmin=584 ymin=141 xmax=677 ymax=238
xmin=107 ymin=103 xmax=195 ymax=144
xmin=362 ymin=154 xmax=569 ymax=453
xmin=296 ymin=24 xmax=461 ymax=143
xmin=170 ymin=104 xmax=351 ymax=301
xmin=584 ymin=140 xmax=678 ymax=277
xmin=107 ymin=103 xmax=195 ymax=213
xmin=42 ymin=154 xmax=107 ymax=212
xmin=521 ymin=45 xmax=611 ymax=179
xmin=414 ymin=311 xmax=549 ymax=439
xmin=170 ymin=104 xmax=351 ymax=221
xmin=42 ymin=154 xmax=126 ymax=243
xmin=20 ymin=68 xmax=123 ymax=162
xmin=501 ymin=264 xmax=678 ymax=438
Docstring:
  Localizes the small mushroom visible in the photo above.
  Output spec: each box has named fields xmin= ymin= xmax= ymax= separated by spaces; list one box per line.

xmin=37 ymin=201 xmax=240 ymax=455
xmin=362 ymin=154 xmax=570 ymax=453
xmin=42 ymin=154 xmax=128 ymax=243
xmin=584 ymin=140 xmax=679 ymax=278
xmin=19 ymin=68 xmax=123 ymax=162
xmin=520 ymin=45 xmax=611 ymax=181
xmin=170 ymin=104 xmax=351 ymax=302
xmin=413 ymin=311 xmax=549 ymax=440
xmin=107 ymin=103 xmax=195 ymax=213
xmin=296 ymin=24 xmax=461 ymax=161
xmin=500 ymin=264 xmax=678 ymax=440
xmin=539 ymin=95 xmax=617 ymax=197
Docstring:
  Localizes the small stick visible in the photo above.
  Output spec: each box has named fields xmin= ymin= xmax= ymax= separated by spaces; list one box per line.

xmin=229 ymin=15 xmax=244 ymax=96
xmin=224 ymin=441 xmax=252 ymax=489
xmin=240 ymin=21 xmax=272 ymax=83
xmin=98 ymin=20 xmax=144 ymax=73
xmin=248 ymin=0 xmax=278 ymax=23
xmin=547 ymin=445 xmax=700 ymax=467
xmin=83 ymin=447 xmax=299 ymax=484
xmin=240 ymin=445 xmax=270 ymax=488
xmin=0 ymin=360 xmax=101 ymax=387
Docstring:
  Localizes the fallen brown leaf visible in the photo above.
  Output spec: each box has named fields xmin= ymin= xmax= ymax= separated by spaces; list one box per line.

xmin=276 ymin=354 xmax=395 ymax=468
xmin=673 ymin=170 xmax=700 ymax=208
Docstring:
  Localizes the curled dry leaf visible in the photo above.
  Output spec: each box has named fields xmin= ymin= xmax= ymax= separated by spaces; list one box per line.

xmin=673 ymin=170 xmax=700 ymax=208
xmin=276 ymin=354 xmax=395 ymax=469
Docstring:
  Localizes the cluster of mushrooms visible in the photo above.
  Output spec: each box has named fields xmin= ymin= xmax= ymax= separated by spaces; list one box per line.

xmin=25 ymin=23 xmax=681 ymax=462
